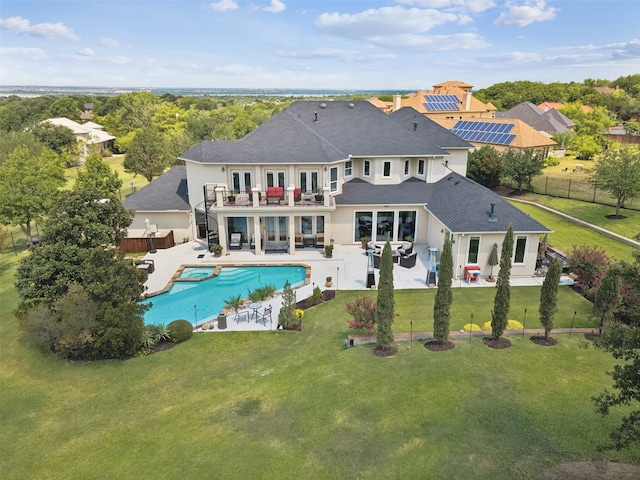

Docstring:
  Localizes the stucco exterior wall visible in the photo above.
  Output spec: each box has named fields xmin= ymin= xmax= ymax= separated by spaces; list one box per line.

xmin=128 ymin=211 xmax=193 ymax=243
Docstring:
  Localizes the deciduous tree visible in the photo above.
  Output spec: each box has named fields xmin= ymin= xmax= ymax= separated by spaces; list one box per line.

xmin=74 ymin=152 xmax=122 ymax=198
xmin=501 ymin=148 xmax=546 ymax=192
xmin=593 ymin=266 xmax=622 ymax=337
xmin=124 ymin=126 xmax=172 ymax=182
xmin=0 ymin=146 xmax=66 ymax=244
xmin=590 ymin=145 xmax=640 ymax=217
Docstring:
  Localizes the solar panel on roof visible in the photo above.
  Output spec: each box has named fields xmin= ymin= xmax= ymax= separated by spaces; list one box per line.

xmin=423 ymin=94 xmax=460 ymax=111
xmin=450 ymin=120 xmax=516 ymax=145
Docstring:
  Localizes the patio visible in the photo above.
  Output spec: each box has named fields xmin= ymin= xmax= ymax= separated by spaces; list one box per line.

xmin=139 ymin=240 xmax=552 ymax=332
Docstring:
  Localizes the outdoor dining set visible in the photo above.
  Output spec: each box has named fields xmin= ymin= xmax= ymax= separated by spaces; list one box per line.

xmin=368 ymin=241 xmax=417 ymax=269
xmin=233 ymin=303 xmax=273 ymax=325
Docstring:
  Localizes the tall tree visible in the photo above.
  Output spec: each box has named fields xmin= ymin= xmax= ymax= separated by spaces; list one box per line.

xmin=593 ymin=266 xmax=622 ymax=337
xmin=491 ymin=225 xmax=514 ymax=339
xmin=501 ymin=148 xmax=546 ymax=192
xmin=124 ymin=126 xmax=172 ymax=182
xmin=49 ymin=96 xmax=81 ymax=120
xmin=0 ymin=146 xmax=66 ymax=244
xmin=539 ymin=258 xmax=561 ymax=341
xmin=433 ymin=232 xmax=453 ymax=343
xmin=593 ymin=322 xmax=640 ymax=450
xmin=590 ymin=145 xmax=640 ymax=217
xmin=466 ymin=145 xmax=502 ymax=188
xmin=74 ymin=152 xmax=122 ymax=197
xmin=376 ymin=238 xmax=395 ymax=351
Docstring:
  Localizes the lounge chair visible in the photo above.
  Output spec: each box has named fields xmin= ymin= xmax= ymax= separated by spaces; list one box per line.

xmin=229 ymin=233 xmax=242 ymax=250
xmin=399 ymin=252 xmax=417 ymax=268
xmin=398 ymin=242 xmax=413 ymax=256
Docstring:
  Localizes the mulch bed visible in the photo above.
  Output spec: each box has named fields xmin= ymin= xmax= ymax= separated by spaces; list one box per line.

xmin=295 ymin=289 xmax=335 ymax=310
xmin=372 ymin=345 xmax=398 ymax=357
xmin=482 ymin=337 xmax=512 ymax=349
xmin=530 ymin=335 xmax=558 ymax=346
xmin=150 ymin=341 xmax=175 ymax=353
xmin=605 ymin=214 xmax=627 ymax=220
xmin=424 ymin=340 xmax=455 ymax=351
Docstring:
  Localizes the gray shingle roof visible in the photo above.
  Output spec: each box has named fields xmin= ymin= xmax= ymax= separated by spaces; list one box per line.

xmin=496 ymin=101 xmax=574 ymax=133
xmin=427 ymin=173 xmax=551 ymax=233
xmin=388 ymin=107 xmax=473 ymax=149
xmin=179 ymin=101 xmax=448 ymax=165
xmin=123 ymin=165 xmax=190 ymax=211
xmin=338 ymin=173 xmax=550 ymax=234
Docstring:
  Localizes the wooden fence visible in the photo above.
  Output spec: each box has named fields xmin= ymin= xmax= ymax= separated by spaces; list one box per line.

xmin=119 ymin=230 xmax=175 ymax=254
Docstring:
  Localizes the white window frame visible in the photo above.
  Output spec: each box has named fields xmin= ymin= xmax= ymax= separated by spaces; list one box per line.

xmin=363 ymin=160 xmax=371 ymax=177
xmin=299 ymin=170 xmax=318 ymax=193
xmin=418 ymin=159 xmax=425 ymax=176
xmin=330 ymin=166 xmax=339 ymax=192
xmin=514 ymin=236 xmax=527 ymax=264
xmin=266 ymin=170 xmax=285 ymax=188
xmin=467 ymin=236 xmax=480 ymax=264
xmin=383 ymin=161 xmax=391 ymax=178
xmin=231 ymin=170 xmax=252 ymax=193
xmin=404 ymin=160 xmax=409 ymax=176
xmin=344 ymin=160 xmax=353 ymax=177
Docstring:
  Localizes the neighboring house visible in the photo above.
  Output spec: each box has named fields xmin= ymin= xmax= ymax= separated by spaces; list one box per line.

xmin=370 ymin=80 xmax=497 ymax=120
xmin=432 ymin=117 xmax=557 ymax=155
xmin=496 ymin=101 xmax=575 ymax=133
xmin=123 ymin=101 xmax=550 ymax=279
xmin=42 ymin=117 xmax=115 ymax=155
xmin=538 ymin=101 xmax=593 ymax=114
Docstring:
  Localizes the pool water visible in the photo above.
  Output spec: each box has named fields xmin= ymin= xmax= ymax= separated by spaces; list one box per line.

xmin=178 ymin=266 xmax=216 ymax=279
xmin=143 ymin=265 xmax=306 ymax=327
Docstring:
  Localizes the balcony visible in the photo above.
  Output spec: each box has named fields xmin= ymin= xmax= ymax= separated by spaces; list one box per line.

xmin=206 ymin=185 xmax=335 ymax=211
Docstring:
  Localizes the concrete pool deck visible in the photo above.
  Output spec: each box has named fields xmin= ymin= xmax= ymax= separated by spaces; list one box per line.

xmin=139 ymin=240 xmax=559 ymax=333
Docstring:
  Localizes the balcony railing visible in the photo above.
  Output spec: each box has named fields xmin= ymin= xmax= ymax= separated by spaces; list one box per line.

xmin=208 ymin=187 xmax=334 ymax=209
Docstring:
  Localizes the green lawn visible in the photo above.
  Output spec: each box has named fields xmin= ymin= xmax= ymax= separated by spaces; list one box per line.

xmin=64 ymin=154 xmax=150 ymax=200
xmin=510 ymin=193 xmax=640 ymax=241
xmin=1 ymin=249 xmax=639 ymax=479
xmin=508 ymin=200 xmax=637 ymax=262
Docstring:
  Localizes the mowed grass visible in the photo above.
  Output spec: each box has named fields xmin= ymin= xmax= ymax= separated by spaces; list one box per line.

xmin=64 ymin=154 xmax=150 ymax=200
xmin=508 ymin=200 xmax=637 ymax=263
xmin=2 ymin=248 xmax=639 ymax=478
xmin=508 ymin=192 xmax=640 ymax=241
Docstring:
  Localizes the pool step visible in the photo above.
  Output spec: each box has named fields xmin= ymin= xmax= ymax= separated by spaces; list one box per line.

xmin=216 ymin=269 xmax=260 ymax=286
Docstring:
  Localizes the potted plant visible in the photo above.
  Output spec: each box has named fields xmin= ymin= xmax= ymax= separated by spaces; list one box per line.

xmin=210 ymin=243 xmax=223 ymax=257
xmin=227 ymin=190 xmax=237 ymax=203
xmin=404 ymin=236 xmax=414 ymax=242
xmin=324 ymin=244 xmax=334 ymax=258
xmin=314 ymin=187 xmax=324 ymax=203
xmin=325 ymin=276 xmax=333 ymax=287
xmin=360 ymin=236 xmax=370 ymax=249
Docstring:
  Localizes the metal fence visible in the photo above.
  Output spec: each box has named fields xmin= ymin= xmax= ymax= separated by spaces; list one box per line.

xmin=502 ymin=176 xmax=638 ymax=211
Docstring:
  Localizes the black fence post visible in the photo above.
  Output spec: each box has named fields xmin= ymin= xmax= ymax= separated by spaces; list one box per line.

xmin=567 ymin=178 xmax=572 ymax=199
xmin=545 ymin=176 xmax=548 ymax=195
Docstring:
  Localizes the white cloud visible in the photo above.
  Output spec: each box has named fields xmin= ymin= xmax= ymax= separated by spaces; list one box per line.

xmin=373 ymin=32 xmax=489 ymax=51
xmin=494 ymin=1 xmax=557 ymax=27
xmin=209 ymin=0 xmax=238 ymax=12
xmin=0 ymin=47 xmax=47 ymax=60
xmin=276 ymin=48 xmax=359 ymax=59
xmin=395 ymin=0 xmax=496 ymax=13
xmin=262 ymin=0 xmax=286 ymax=13
xmin=77 ymin=47 xmax=95 ymax=57
xmin=316 ymin=6 xmax=460 ymax=39
xmin=214 ymin=63 xmax=257 ymax=74
xmin=99 ymin=37 xmax=121 ymax=48
xmin=0 ymin=16 xmax=80 ymax=41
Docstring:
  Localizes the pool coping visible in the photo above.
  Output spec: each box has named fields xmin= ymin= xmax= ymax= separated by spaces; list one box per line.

xmin=143 ymin=263 xmax=311 ymax=299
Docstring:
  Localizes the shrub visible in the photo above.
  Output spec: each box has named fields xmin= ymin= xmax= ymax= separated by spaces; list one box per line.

xmin=544 ymin=156 xmax=560 ymax=167
xmin=483 ymin=320 xmax=523 ymax=330
xmin=311 ymin=286 xmax=323 ymax=303
xmin=346 ymin=295 xmax=377 ymax=333
xmin=167 ymin=320 xmax=193 ymax=343
xmin=248 ymin=284 xmax=275 ymax=302
xmin=568 ymin=244 xmax=610 ymax=297
xmin=462 ymin=323 xmax=481 ymax=331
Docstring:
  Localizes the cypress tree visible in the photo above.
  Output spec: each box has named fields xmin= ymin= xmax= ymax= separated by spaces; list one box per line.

xmin=593 ymin=265 xmax=621 ymax=337
xmin=491 ymin=225 xmax=514 ymax=339
xmin=376 ymin=238 xmax=395 ymax=350
xmin=539 ymin=258 xmax=561 ymax=340
xmin=433 ymin=232 xmax=453 ymax=343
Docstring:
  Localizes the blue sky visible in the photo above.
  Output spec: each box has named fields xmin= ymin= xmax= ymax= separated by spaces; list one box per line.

xmin=1 ymin=0 xmax=638 ymax=90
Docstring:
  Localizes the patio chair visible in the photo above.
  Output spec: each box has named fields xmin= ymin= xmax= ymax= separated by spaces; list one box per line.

xmin=373 ymin=252 xmax=381 ymax=269
xmin=399 ymin=252 xmax=417 ymax=268
xmin=235 ymin=309 xmax=250 ymax=324
xmin=398 ymin=241 xmax=413 ymax=256
xmin=229 ymin=233 xmax=242 ymax=250
xmin=256 ymin=305 xmax=272 ymax=325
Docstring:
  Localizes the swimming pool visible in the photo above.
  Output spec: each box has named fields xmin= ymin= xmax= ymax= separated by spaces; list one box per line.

xmin=143 ymin=265 xmax=308 ymax=327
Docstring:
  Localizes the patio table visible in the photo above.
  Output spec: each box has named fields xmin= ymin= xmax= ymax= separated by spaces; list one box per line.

xmin=249 ymin=302 xmax=262 ymax=321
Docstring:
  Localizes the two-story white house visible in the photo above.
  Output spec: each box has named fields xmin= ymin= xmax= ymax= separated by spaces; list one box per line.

xmin=124 ymin=101 xmax=550 ymax=279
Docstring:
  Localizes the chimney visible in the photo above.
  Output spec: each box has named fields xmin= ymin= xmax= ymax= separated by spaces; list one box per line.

xmin=392 ymin=94 xmax=401 ymax=112
xmin=463 ymin=91 xmax=472 ymax=111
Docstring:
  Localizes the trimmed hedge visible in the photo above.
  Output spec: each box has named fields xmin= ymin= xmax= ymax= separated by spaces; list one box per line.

xmin=167 ymin=320 xmax=193 ymax=343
